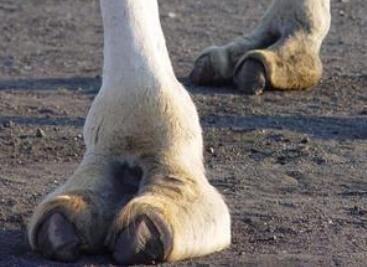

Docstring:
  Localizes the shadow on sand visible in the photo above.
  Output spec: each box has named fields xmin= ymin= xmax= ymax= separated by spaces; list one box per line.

xmin=0 ymin=76 xmax=365 ymax=141
xmin=0 ymin=229 xmax=110 ymax=267
xmin=0 ymin=76 xmax=101 ymax=93
xmin=202 ymin=114 xmax=367 ymax=140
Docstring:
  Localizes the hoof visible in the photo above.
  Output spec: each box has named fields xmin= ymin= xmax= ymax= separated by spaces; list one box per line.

xmin=36 ymin=212 xmax=81 ymax=262
xmin=112 ymin=215 xmax=172 ymax=265
xmin=234 ymin=58 xmax=267 ymax=95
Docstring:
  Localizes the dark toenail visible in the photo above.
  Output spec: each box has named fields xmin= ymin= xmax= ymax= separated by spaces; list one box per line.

xmin=191 ymin=55 xmax=213 ymax=85
xmin=234 ymin=59 xmax=267 ymax=95
xmin=37 ymin=213 xmax=80 ymax=262
xmin=113 ymin=215 xmax=165 ymax=265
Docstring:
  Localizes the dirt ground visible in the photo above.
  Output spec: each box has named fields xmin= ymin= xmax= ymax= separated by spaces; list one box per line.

xmin=0 ymin=0 xmax=366 ymax=266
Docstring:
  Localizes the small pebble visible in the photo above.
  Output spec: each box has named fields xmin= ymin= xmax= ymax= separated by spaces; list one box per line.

xmin=300 ymin=137 xmax=310 ymax=144
xmin=168 ymin=12 xmax=177 ymax=18
xmin=36 ymin=128 xmax=46 ymax=138
xmin=3 ymin=120 xmax=14 ymax=128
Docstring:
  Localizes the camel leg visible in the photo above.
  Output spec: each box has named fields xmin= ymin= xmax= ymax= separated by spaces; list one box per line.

xmin=191 ymin=0 xmax=331 ymax=94
xmin=29 ymin=0 xmax=231 ymax=264
xmin=97 ymin=1 xmax=230 ymax=263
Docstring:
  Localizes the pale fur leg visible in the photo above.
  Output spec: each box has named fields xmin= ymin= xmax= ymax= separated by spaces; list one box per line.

xmin=28 ymin=0 xmax=231 ymax=263
xmin=27 ymin=155 xmax=141 ymax=261
xmin=192 ymin=0 xmax=331 ymax=93
xmin=98 ymin=0 xmax=230 ymax=263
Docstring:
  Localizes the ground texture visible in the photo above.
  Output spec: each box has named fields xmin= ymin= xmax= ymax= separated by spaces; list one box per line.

xmin=0 ymin=0 xmax=366 ymax=266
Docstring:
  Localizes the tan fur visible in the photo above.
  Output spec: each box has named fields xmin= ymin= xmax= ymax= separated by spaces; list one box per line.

xmin=192 ymin=0 xmax=331 ymax=90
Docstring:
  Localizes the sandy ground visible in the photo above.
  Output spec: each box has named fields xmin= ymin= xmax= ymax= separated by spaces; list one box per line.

xmin=0 ymin=0 xmax=366 ymax=266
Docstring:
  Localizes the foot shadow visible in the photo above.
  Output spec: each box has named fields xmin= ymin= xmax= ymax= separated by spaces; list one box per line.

xmin=0 ymin=115 xmax=85 ymax=127
xmin=0 ymin=75 xmax=246 ymax=96
xmin=202 ymin=114 xmax=367 ymax=140
xmin=179 ymin=77 xmax=238 ymax=96
xmin=0 ymin=229 xmax=110 ymax=267
xmin=0 ymin=76 xmax=101 ymax=93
